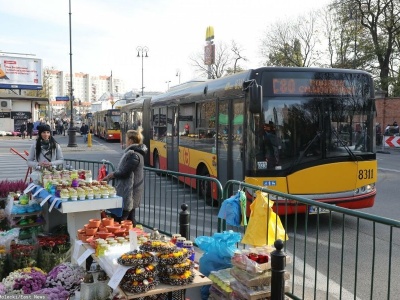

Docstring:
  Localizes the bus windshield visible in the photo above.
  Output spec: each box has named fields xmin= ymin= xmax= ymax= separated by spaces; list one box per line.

xmin=107 ymin=115 xmax=120 ymax=130
xmin=253 ymin=70 xmax=375 ymax=171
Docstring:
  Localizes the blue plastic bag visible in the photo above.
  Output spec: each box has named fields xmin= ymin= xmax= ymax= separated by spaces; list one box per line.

xmin=218 ymin=192 xmax=241 ymax=226
xmin=195 ymin=230 xmax=241 ymax=299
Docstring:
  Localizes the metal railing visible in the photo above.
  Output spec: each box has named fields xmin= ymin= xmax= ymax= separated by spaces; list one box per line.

xmin=63 ymin=158 xmax=116 ymax=179
xmin=223 ymin=180 xmax=400 ymax=300
xmin=58 ymin=160 xmax=400 ymax=299
xmin=138 ymin=166 xmax=224 ymax=241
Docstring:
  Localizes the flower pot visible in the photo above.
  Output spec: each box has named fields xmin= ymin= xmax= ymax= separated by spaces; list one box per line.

xmin=106 ymin=225 xmax=121 ymax=233
xmin=102 ymin=217 xmax=114 ymax=227
xmin=85 ymin=227 xmax=98 ymax=235
xmin=89 ymin=219 xmax=101 ymax=228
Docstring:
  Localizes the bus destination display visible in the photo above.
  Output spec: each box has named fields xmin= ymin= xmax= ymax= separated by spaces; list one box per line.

xmin=272 ymin=78 xmax=356 ymax=96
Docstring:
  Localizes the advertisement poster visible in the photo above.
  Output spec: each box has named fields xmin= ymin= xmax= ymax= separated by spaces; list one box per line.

xmin=0 ymin=55 xmax=43 ymax=90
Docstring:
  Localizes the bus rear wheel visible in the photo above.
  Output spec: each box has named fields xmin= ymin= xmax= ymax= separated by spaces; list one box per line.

xmin=197 ymin=167 xmax=218 ymax=207
xmin=153 ymin=151 xmax=162 ymax=176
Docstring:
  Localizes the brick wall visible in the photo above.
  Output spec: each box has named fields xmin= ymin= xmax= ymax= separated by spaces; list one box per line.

xmin=375 ymin=97 xmax=400 ymax=127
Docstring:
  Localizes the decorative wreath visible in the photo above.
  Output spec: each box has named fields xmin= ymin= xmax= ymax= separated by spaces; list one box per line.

xmin=117 ymin=250 xmax=155 ymax=266
xmin=119 ymin=277 xmax=159 ymax=294
xmin=159 ymin=270 xmax=195 ymax=286
xmin=157 ymin=248 xmax=190 ymax=265
xmin=157 ymin=259 xmax=194 ymax=274
xmin=123 ymin=264 xmax=158 ymax=282
xmin=139 ymin=240 xmax=176 ymax=253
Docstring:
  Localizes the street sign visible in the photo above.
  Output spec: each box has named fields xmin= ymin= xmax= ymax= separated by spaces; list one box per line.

xmin=56 ymin=96 xmax=70 ymax=101
xmin=384 ymin=136 xmax=400 ymax=147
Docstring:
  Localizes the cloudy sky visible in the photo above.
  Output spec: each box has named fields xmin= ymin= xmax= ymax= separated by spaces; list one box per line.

xmin=0 ymin=0 xmax=331 ymax=93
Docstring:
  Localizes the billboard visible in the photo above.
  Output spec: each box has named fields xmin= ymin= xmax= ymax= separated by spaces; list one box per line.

xmin=0 ymin=55 xmax=43 ymax=90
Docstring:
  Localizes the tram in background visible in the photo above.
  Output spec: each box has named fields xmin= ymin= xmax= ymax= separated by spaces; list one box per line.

xmin=84 ymin=112 xmax=94 ymax=133
xmin=92 ymin=109 xmax=121 ymax=142
xmin=119 ymin=67 xmax=377 ymax=214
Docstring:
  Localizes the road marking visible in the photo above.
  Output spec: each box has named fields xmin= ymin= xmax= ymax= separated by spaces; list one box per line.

xmin=379 ymin=167 xmax=400 ymax=173
xmin=286 ymin=249 xmax=360 ymax=300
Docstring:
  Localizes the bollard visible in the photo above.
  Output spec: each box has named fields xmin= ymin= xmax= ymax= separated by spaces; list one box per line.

xmin=271 ymin=239 xmax=286 ymax=300
xmin=179 ymin=203 xmax=190 ymax=240
xmin=87 ymin=133 xmax=92 ymax=147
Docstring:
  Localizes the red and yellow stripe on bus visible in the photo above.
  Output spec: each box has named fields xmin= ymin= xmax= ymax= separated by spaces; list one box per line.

xmin=246 ymin=160 xmax=377 ymax=215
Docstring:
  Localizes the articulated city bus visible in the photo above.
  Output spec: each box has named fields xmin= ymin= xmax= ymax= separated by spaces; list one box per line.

xmin=120 ymin=67 xmax=377 ymax=214
xmin=92 ymin=109 xmax=121 ymax=142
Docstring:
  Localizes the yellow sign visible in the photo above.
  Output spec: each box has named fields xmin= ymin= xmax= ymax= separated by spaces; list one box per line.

xmin=206 ymin=26 xmax=214 ymax=41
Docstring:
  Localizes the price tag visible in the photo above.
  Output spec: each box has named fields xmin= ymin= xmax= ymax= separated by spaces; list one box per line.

xmin=76 ymin=248 xmax=95 ymax=266
xmin=40 ymin=195 xmax=52 ymax=207
xmin=73 ymin=240 xmax=83 ymax=261
xmin=32 ymin=187 xmax=45 ymax=197
xmin=129 ymin=230 xmax=138 ymax=251
xmin=108 ymin=265 xmax=130 ymax=290
xmin=24 ymin=183 xmax=37 ymax=194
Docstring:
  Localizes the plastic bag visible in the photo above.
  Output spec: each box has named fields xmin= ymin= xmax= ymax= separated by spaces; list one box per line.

xmin=196 ymin=230 xmax=242 ymax=275
xmin=195 ymin=230 xmax=242 ymax=299
xmin=97 ymin=164 xmax=107 ymax=181
xmin=241 ymin=191 xmax=288 ymax=246
xmin=218 ymin=192 xmax=242 ymax=226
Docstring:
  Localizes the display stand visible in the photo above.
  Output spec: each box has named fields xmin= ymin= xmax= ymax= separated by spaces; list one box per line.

xmin=119 ymin=272 xmax=211 ymax=300
xmin=76 ymin=242 xmax=212 ymax=300
xmin=57 ymin=197 xmax=122 ymax=244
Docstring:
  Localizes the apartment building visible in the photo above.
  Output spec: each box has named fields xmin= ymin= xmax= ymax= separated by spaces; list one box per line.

xmin=45 ymin=70 xmax=125 ymax=103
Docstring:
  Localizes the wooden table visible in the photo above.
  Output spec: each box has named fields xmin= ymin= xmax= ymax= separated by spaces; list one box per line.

xmin=79 ymin=243 xmax=211 ymax=300
xmin=119 ymin=269 xmax=211 ymax=299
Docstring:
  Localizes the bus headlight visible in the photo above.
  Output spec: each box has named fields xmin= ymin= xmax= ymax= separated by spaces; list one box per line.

xmin=354 ymin=184 xmax=375 ymax=195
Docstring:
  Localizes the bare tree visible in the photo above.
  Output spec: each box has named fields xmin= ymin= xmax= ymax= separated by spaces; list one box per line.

xmin=260 ymin=11 xmax=322 ymax=67
xmin=190 ymin=40 xmax=247 ymax=79
xmin=331 ymin=0 xmax=400 ymax=96
xmin=226 ymin=41 xmax=247 ymax=75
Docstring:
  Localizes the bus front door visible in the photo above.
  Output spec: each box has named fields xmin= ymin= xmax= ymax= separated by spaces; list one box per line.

xmin=166 ymin=107 xmax=179 ymax=172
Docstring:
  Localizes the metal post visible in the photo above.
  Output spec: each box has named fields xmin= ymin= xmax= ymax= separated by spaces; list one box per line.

xmin=67 ymin=0 xmax=77 ymax=147
xmin=179 ymin=203 xmax=190 ymax=240
xmin=136 ymin=46 xmax=149 ymax=96
xmin=271 ymin=239 xmax=286 ymax=300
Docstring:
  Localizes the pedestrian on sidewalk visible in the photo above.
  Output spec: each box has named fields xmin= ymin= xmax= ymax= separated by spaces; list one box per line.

xmin=27 ymin=124 xmax=64 ymax=170
xmin=26 ymin=119 xmax=34 ymax=140
xmin=80 ymin=122 xmax=89 ymax=143
xmin=20 ymin=122 xmax=27 ymax=139
xmin=103 ymin=129 xmax=147 ymax=226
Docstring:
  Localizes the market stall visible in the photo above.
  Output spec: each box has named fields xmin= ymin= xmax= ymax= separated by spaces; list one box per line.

xmin=71 ymin=219 xmax=212 ymax=300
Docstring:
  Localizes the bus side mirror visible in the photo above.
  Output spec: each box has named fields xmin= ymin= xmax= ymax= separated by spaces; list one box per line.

xmin=104 ymin=117 xmax=106 ymax=122
xmin=244 ymin=80 xmax=262 ymax=114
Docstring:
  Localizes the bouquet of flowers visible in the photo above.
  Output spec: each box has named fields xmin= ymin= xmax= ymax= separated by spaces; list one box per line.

xmin=36 ymin=235 xmax=70 ymax=272
xmin=1 ymin=267 xmax=46 ymax=294
xmin=45 ymin=262 xmax=85 ymax=294
xmin=9 ymin=243 xmax=37 ymax=270
xmin=31 ymin=286 xmax=69 ymax=300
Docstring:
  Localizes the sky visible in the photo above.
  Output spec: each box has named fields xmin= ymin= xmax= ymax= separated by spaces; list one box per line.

xmin=0 ymin=0 xmax=332 ymax=93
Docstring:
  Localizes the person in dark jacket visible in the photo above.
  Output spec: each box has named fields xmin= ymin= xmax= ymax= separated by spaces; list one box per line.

xmin=26 ymin=119 xmax=34 ymax=140
xmin=20 ymin=122 xmax=27 ymax=139
xmin=80 ymin=122 xmax=89 ymax=142
xmin=103 ymin=129 xmax=147 ymax=225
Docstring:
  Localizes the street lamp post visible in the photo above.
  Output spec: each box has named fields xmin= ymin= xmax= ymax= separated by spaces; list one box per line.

xmin=111 ymin=99 xmax=123 ymax=109
xmin=165 ymin=80 xmax=171 ymax=91
xmin=137 ymin=46 xmax=149 ymax=96
xmin=67 ymin=0 xmax=77 ymax=147
xmin=176 ymin=69 xmax=181 ymax=84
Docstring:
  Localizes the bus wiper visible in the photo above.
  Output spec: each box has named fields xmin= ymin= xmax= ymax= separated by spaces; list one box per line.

xmin=292 ymin=131 xmax=322 ymax=167
xmin=332 ymin=129 xmax=358 ymax=161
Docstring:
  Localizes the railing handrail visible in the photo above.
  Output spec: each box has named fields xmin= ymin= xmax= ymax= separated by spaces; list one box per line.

xmin=224 ymin=179 xmax=400 ymax=228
